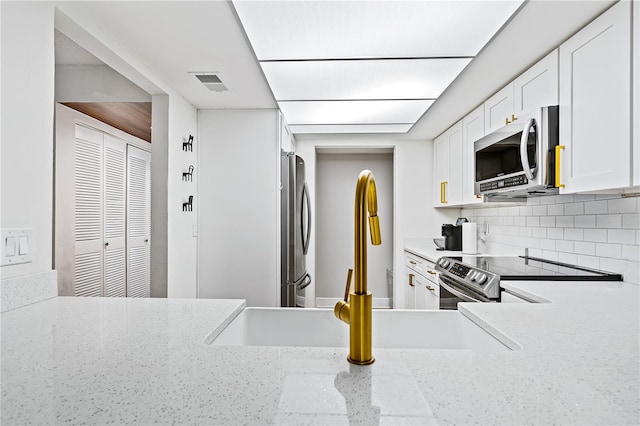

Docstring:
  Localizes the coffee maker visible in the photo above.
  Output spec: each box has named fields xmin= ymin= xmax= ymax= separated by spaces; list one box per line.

xmin=441 ymin=218 xmax=468 ymax=251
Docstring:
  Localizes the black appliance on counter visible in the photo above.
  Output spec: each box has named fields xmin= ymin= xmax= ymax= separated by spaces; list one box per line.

xmin=434 ymin=255 xmax=623 ymax=310
xmin=440 ymin=218 xmax=468 ymax=251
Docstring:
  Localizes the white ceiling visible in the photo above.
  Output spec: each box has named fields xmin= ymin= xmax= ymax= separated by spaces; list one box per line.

xmin=54 ymin=0 xmax=616 ymax=139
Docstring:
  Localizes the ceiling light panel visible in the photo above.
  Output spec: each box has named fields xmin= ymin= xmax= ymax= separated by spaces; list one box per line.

xmin=278 ymin=100 xmax=434 ymax=125
xmin=289 ymin=124 xmax=413 ymax=134
xmin=261 ymin=58 xmax=471 ymax=101
xmin=233 ymin=1 xmax=523 ymax=60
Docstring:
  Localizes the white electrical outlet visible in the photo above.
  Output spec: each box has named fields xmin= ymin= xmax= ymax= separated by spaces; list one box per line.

xmin=1 ymin=229 xmax=34 ymax=266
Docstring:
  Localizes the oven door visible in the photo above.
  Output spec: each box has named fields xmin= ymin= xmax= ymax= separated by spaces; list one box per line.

xmin=439 ymin=274 xmax=496 ymax=310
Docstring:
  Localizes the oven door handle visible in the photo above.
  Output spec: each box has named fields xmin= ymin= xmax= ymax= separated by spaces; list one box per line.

xmin=439 ymin=277 xmax=487 ymax=303
xmin=519 ymin=118 xmax=537 ymax=181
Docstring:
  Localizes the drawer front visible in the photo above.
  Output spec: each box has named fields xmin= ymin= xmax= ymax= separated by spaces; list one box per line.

xmin=406 ymin=252 xmax=439 ymax=283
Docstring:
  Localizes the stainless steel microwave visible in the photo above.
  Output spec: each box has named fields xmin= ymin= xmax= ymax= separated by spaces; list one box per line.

xmin=474 ymin=106 xmax=559 ymax=199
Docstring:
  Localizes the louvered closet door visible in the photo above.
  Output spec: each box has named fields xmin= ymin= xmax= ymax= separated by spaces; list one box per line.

xmin=74 ymin=125 xmax=104 ymax=297
xmin=127 ymin=145 xmax=151 ymax=297
xmin=103 ymin=135 xmax=127 ymax=297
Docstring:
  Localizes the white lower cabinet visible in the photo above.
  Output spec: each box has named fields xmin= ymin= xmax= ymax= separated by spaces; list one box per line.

xmin=558 ymin=1 xmax=632 ymax=193
xmin=405 ymin=251 xmax=440 ymax=309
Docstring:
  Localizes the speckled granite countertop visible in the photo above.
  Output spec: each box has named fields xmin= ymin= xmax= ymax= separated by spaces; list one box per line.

xmin=2 ymin=281 xmax=639 ymax=424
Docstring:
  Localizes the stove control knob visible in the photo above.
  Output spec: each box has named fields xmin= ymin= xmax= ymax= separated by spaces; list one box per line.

xmin=468 ymin=271 xmax=477 ymax=281
xmin=475 ymin=273 xmax=487 ymax=284
xmin=439 ymin=259 xmax=450 ymax=268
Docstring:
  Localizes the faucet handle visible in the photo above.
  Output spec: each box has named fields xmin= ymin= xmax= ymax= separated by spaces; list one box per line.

xmin=343 ymin=268 xmax=353 ymax=302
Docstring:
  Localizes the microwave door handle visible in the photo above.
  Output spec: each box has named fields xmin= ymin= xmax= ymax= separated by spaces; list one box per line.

xmin=519 ymin=118 xmax=536 ymax=180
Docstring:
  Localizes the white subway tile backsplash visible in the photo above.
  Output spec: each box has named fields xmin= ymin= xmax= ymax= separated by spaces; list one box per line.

xmin=547 ymin=228 xmax=564 ymax=239
xmin=574 ymin=194 xmax=596 ymax=201
xmin=622 ymin=213 xmax=640 ymax=229
xmin=622 ymin=245 xmax=640 ymax=262
xmin=596 ymin=215 xmax=622 ymax=229
xmin=584 ymin=200 xmax=608 ymax=214
xmin=556 ymin=240 xmax=575 ymax=253
xmin=584 ymin=229 xmax=607 ymax=243
xmin=607 ymin=229 xmax=636 ymax=244
xmin=564 ymin=202 xmax=584 ymax=215
xmin=596 ymin=243 xmax=622 ymax=258
xmin=548 ymin=204 xmax=564 ymax=216
xmin=467 ymin=194 xmax=638 ymax=282
xmin=563 ymin=228 xmax=584 ymax=241
xmin=532 ymin=227 xmax=546 ymax=238
xmin=556 ymin=216 xmax=574 ymax=228
xmin=540 ymin=216 xmax=556 ymax=227
xmin=577 ymin=254 xmax=600 ymax=269
xmin=558 ymin=252 xmax=578 ymax=265
xmin=526 ymin=217 xmax=540 ymax=227
xmin=574 ymin=215 xmax=596 ymax=228
xmin=574 ymin=241 xmax=595 ymax=255
xmin=540 ymin=239 xmax=556 ymax=250
xmin=607 ymin=198 xmax=638 ymax=213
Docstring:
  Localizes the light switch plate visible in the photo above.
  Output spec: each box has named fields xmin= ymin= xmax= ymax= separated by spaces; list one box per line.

xmin=1 ymin=229 xmax=34 ymax=266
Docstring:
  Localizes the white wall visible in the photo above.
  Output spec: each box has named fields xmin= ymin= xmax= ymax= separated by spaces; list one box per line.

xmin=197 ymin=109 xmax=279 ymax=307
xmin=462 ymin=194 xmax=640 ymax=284
xmin=316 ymin=153 xmax=393 ymax=302
xmin=55 ymin=64 xmax=151 ymax=102
xmin=1 ymin=2 xmax=55 ymax=282
xmin=167 ymin=96 xmax=198 ymax=298
xmin=296 ymin=135 xmax=459 ymax=308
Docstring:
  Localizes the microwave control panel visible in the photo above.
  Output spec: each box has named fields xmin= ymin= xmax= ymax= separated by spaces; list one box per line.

xmin=479 ymin=174 xmax=528 ymax=192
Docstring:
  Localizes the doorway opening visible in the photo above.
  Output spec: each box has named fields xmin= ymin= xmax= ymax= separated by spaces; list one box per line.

xmin=315 ymin=149 xmax=394 ymax=308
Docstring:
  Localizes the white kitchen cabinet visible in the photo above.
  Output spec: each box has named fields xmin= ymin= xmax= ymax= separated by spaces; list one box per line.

xmin=558 ymin=1 xmax=632 ymax=193
xmin=414 ymin=272 xmax=439 ymax=310
xmin=484 ymin=49 xmax=559 ymax=135
xmin=461 ymin=105 xmax=485 ymax=205
xmin=434 ymin=120 xmax=463 ymax=207
xmin=405 ymin=251 xmax=440 ymax=309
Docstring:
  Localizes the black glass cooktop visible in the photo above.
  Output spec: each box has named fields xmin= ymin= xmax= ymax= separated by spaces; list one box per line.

xmin=447 ymin=256 xmax=623 ymax=281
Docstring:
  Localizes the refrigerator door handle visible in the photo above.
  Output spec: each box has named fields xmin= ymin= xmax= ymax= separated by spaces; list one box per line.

xmin=297 ymin=273 xmax=312 ymax=291
xmin=301 ymin=181 xmax=311 ymax=255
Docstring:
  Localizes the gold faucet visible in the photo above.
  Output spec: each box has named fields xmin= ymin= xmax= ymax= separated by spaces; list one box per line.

xmin=334 ymin=170 xmax=381 ymax=365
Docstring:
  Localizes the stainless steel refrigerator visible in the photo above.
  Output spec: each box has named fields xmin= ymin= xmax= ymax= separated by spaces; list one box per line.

xmin=281 ymin=152 xmax=311 ymax=307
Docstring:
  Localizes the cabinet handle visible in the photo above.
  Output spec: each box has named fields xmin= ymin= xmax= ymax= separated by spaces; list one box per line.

xmin=409 ymin=274 xmax=415 ymax=287
xmin=440 ymin=182 xmax=444 ymax=204
xmin=443 ymin=181 xmax=448 ymax=204
xmin=511 ymin=114 xmax=517 ymax=122
xmin=409 ymin=260 xmax=416 ymax=265
xmin=555 ymin=145 xmax=566 ymax=188
xmin=505 ymin=117 xmax=511 ymax=125
xmin=426 ymin=286 xmax=435 ymax=292
xmin=427 ymin=270 xmax=436 ymax=275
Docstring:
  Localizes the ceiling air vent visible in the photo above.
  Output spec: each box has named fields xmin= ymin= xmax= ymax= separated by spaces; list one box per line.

xmin=194 ymin=73 xmax=229 ymax=92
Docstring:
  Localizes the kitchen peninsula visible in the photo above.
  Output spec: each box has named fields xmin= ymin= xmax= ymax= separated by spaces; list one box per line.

xmin=2 ymin=279 xmax=638 ymax=425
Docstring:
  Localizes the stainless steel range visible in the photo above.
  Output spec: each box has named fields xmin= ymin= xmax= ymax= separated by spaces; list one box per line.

xmin=434 ymin=255 xmax=623 ymax=310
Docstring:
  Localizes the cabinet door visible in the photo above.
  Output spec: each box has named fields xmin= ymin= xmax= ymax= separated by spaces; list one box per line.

xmin=558 ymin=1 xmax=631 ymax=193
xmin=103 ymin=135 xmax=127 ymax=297
xmin=484 ymin=84 xmax=514 ymax=133
xmin=434 ymin=134 xmax=449 ymax=207
xmin=462 ymin=105 xmax=485 ymax=205
xmin=513 ymin=49 xmax=558 ymax=117
xmin=73 ymin=125 xmax=104 ymax=297
xmin=447 ymin=122 xmax=463 ymax=206
xmin=406 ymin=273 xmax=416 ymax=309
xmin=414 ymin=273 xmax=439 ymax=310
xmin=127 ymin=146 xmax=151 ymax=297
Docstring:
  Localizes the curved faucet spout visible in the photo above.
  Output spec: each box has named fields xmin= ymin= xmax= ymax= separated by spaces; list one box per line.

xmin=335 ymin=169 xmax=382 ymax=365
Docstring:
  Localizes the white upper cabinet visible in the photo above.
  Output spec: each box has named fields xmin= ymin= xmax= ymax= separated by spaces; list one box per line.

xmin=484 ymin=84 xmax=514 ymax=134
xmin=461 ymin=104 xmax=485 ymax=205
xmin=484 ymin=49 xmax=559 ymax=134
xmin=558 ymin=1 xmax=632 ymax=193
xmin=513 ymin=49 xmax=559 ymax=117
xmin=434 ymin=121 xmax=463 ymax=207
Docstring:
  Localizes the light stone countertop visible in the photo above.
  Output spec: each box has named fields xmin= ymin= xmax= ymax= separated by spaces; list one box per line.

xmin=2 ymin=281 xmax=639 ymax=424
